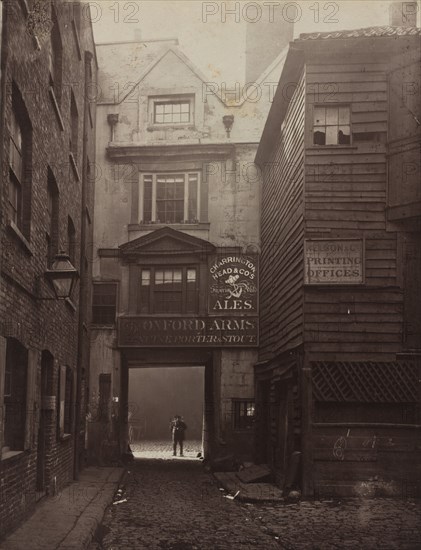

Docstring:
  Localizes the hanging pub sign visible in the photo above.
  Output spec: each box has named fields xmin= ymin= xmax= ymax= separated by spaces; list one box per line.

xmin=208 ymin=254 xmax=258 ymax=313
xmin=304 ymin=239 xmax=364 ymax=285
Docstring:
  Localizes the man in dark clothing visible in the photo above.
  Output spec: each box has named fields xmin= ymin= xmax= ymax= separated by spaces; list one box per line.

xmin=170 ymin=415 xmax=187 ymax=456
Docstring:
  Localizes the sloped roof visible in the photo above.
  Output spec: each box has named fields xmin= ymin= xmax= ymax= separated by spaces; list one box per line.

xmin=96 ymin=39 xmax=179 ymax=104
xmin=299 ymin=25 xmax=421 ymax=41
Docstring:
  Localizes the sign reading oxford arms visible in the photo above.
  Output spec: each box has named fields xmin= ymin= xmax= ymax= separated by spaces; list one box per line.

xmin=118 ymin=316 xmax=258 ymax=348
xmin=118 ymin=255 xmax=259 ymax=348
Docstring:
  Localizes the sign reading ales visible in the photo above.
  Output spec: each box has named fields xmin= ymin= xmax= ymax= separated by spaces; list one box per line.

xmin=208 ymin=255 xmax=258 ymax=312
xmin=118 ymin=316 xmax=258 ymax=347
xmin=304 ymin=239 xmax=363 ymax=284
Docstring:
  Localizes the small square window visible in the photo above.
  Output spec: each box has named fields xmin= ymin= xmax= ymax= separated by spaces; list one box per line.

xmin=233 ymin=400 xmax=255 ymax=431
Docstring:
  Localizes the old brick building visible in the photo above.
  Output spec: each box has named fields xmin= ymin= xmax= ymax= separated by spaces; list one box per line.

xmin=0 ymin=0 xmax=97 ymax=537
xmin=88 ymin=19 xmax=293 ymax=465
xmin=256 ymin=10 xmax=421 ymax=497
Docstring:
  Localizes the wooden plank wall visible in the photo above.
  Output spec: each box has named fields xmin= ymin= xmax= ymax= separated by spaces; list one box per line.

xmin=304 ymin=62 xmax=404 ymax=362
xmin=259 ymin=72 xmax=306 ymax=360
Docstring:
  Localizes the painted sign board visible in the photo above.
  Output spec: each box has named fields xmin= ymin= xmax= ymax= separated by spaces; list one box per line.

xmin=118 ymin=316 xmax=258 ymax=347
xmin=304 ymin=239 xmax=363 ymax=285
xmin=208 ymin=255 xmax=258 ymax=313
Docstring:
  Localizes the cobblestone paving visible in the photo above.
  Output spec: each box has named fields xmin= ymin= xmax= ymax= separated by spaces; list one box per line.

xmin=89 ymin=457 xmax=421 ymax=550
xmin=130 ymin=439 xmax=202 ymax=459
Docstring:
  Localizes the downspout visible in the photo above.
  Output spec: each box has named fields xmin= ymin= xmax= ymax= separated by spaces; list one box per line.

xmin=74 ymin=50 xmax=94 ymax=479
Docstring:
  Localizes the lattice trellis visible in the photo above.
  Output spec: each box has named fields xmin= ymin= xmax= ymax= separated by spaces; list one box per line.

xmin=312 ymin=361 xmax=419 ymax=403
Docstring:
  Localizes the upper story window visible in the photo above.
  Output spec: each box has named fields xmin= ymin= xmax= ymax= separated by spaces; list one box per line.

xmin=67 ymin=216 xmax=76 ymax=266
xmin=8 ymin=84 xmax=32 ymax=239
xmin=49 ymin=7 xmax=63 ymax=104
xmin=92 ymin=283 xmax=118 ymax=325
xmin=139 ymin=267 xmax=198 ymax=314
xmin=150 ymin=95 xmax=194 ymax=126
xmin=70 ymin=91 xmax=78 ymax=160
xmin=46 ymin=168 xmax=59 ymax=266
xmin=140 ymin=172 xmax=200 ymax=224
xmin=313 ymin=105 xmax=351 ymax=146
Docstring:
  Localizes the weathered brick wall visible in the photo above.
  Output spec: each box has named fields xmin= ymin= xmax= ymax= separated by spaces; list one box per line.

xmin=0 ymin=0 xmax=97 ymax=539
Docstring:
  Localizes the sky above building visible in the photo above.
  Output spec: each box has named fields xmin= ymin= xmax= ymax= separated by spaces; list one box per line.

xmin=92 ymin=0 xmax=418 ymax=82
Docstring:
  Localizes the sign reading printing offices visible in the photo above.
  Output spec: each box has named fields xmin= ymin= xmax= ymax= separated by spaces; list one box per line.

xmin=118 ymin=316 xmax=258 ymax=347
xmin=304 ymin=239 xmax=363 ymax=284
xmin=208 ymin=255 xmax=258 ymax=313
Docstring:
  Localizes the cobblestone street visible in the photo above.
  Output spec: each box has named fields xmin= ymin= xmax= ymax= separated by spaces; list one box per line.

xmin=89 ymin=449 xmax=421 ymax=550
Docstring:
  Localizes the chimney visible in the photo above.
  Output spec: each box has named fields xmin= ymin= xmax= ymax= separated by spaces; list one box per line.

xmin=245 ymin=17 xmax=294 ymax=84
xmin=133 ymin=28 xmax=142 ymax=41
xmin=389 ymin=2 xmax=418 ymax=27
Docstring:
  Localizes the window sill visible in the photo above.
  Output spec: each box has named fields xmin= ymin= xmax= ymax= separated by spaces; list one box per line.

xmin=147 ymin=124 xmax=196 ymax=132
xmin=1 ymin=449 xmax=24 ymax=461
xmin=49 ymin=87 xmax=65 ymax=131
xmin=91 ymin=323 xmax=116 ymax=329
xmin=307 ymin=145 xmax=358 ymax=150
xmin=7 ymin=221 xmax=33 ymax=256
xmin=60 ymin=433 xmax=72 ymax=442
xmin=69 ymin=152 xmax=81 ymax=182
xmin=129 ymin=222 xmax=210 ymax=231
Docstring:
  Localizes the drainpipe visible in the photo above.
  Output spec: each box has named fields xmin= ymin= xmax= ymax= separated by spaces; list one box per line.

xmin=73 ymin=50 xmax=94 ymax=480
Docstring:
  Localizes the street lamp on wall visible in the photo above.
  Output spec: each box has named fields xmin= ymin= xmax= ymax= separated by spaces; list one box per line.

xmin=222 ymin=114 xmax=234 ymax=138
xmin=38 ymin=252 xmax=79 ymax=300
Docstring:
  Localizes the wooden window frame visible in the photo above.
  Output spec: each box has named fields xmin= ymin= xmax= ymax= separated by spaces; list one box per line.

xmin=92 ymin=282 xmax=118 ymax=326
xmin=313 ymin=104 xmax=351 ymax=146
xmin=139 ymin=172 xmax=201 ymax=224
xmin=46 ymin=168 xmax=59 ymax=267
xmin=138 ymin=266 xmax=199 ymax=314
xmin=150 ymin=94 xmax=194 ymax=126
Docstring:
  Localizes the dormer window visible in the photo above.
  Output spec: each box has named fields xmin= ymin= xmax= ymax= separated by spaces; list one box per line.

xmin=149 ymin=95 xmax=194 ymax=126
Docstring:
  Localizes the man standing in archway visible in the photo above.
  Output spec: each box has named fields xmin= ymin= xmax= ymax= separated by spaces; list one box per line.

xmin=170 ymin=415 xmax=187 ymax=457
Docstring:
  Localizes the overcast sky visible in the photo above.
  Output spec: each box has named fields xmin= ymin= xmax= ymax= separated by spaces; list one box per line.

xmin=92 ymin=1 xmax=419 ymax=82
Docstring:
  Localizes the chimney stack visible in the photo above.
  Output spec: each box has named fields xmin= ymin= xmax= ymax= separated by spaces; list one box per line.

xmin=389 ymin=2 xmax=418 ymax=27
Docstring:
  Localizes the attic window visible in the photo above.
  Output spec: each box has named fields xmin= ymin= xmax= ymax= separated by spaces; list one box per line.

xmin=150 ymin=95 xmax=194 ymax=125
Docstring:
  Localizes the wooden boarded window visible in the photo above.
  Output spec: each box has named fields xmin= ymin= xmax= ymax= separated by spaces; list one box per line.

xmin=313 ymin=105 xmax=350 ymax=146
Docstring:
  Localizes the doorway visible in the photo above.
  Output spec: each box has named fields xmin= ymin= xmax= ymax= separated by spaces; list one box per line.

xmin=36 ymin=351 xmax=53 ymax=500
xmin=128 ymin=366 xmax=205 ymax=459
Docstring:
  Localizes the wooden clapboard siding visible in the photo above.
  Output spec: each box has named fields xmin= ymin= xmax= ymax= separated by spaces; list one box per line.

xmin=259 ymin=72 xmax=305 ymax=360
xmin=312 ymin=425 xmax=421 ymax=497
xmin=302 ymin=60 xmax=405 ymax=360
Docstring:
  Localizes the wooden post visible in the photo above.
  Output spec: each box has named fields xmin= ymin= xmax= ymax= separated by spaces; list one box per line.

xmin=301 ymin=365 xmax=314 ymax=497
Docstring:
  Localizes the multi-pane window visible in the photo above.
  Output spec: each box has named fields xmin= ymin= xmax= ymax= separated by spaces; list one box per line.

xmin=154 ymin=100 xmax=191 ymax=124
xmin=140 ymin=173 xmax=200 ymax=224
xmin=139 ymin=267 xmax=198 ymax=314
xmin=92 ymin=283 xmax=118 ymax=325
xmin=313 ymin=105 xmax=351 ymax=145
xmin=3 ymin=338 xmax=28 ymax=451
xmin=233 ymin=400 xmax=255 ymax=431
